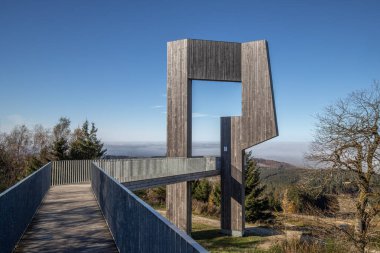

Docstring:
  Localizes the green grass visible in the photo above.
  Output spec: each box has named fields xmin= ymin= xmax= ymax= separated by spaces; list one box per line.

xmin=191 ymin=221 xmax=350 ymax=253
xmin=192 ymin=222 xmax=265 ymax=253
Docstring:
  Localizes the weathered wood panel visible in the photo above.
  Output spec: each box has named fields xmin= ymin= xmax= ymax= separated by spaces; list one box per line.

xmin=230 ymin=117 xmax=244 ymax=235
xmin=166 ymin=39 xmax=192 ymax=234
xmin=241 ymin=40 xmax=278 ymax=148
xmin=166 ymin=38 xmax=278 ymax=237
xmin=221 ymin=117 xmax=245 ymax=236
xmin=221 ymin=117 xmax=232 ymax=232
xmin=166 ymin=39 xmax=243 ymax=235
xmin=167 ymin=39 xmax=190 ymax=157
xmin=188 ymin=39 xmax=241 ymax=81
xmin=166 ymin=182 xmax=192 ymax=234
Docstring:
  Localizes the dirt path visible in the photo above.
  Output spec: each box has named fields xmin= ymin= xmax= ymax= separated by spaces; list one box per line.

xmin=157 ymin=210 xmax=221 ymax=227
xmin=157 ymin=209 xmax=302 ymax=250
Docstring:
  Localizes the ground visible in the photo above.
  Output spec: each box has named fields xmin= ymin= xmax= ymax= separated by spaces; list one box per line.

xmin=157 ymin=196 xmax=380 ymax=253
xmin=190 ymin=213 xmax=379 ymax=253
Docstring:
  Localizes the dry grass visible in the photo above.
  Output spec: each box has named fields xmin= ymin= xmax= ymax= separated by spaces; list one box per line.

xmin=154 ymin=195 xmax=380 ymax=252
xmin=190 ymin=210 xmax=378 ymax=252
xmin=268 ymin=239 xmax=349 ymax=253
xmin=191 ymin=219 xmax=350 ymax=253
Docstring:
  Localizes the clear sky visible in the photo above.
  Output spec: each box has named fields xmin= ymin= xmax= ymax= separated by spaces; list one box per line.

xmin=1 ymin=0 xmax=379 ymax=146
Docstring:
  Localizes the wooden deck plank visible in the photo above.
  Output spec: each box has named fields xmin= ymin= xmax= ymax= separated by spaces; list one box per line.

xmin=14 ymin=184 xmax=118 ymax=253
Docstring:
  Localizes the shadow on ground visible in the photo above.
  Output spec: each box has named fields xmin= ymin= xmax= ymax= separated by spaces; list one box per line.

xmin=192 ymin=228 xmax=263 ymax=252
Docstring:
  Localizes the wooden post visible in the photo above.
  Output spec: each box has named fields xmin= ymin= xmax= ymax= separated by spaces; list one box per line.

xmin=221 ymin=117 xmax=245 ymax=236
xmin=166 ymin=40 xmax=192 ymax=234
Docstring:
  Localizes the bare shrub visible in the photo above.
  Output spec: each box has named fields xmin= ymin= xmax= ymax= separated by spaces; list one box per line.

xmin=307 ymin=82 xmax=380 ymax=252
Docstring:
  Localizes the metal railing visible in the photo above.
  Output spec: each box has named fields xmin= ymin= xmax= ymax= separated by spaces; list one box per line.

xmin=95 ymin=157 xmax=219 ymax=182
xmin=51 ymin=160 xmax=93 ymax=185
xmin=91 ymin=163 xmax=207 ymax=253
xmin=51 ymin=160 xmax=115 ymax=185
xmin=0 ymin=163 xmax=51 ymax=253
xmin=51 ymin=157 xmax=220 ymax=186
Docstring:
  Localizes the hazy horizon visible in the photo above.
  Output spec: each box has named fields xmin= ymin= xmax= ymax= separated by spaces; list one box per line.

xmin=104 ymin=140 xmax=310 ymax=167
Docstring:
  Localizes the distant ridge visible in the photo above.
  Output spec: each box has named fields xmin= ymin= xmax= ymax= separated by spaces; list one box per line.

xmin=104 ymin=141 xmax=309 ymax=166
xmin=254 ymin=158 xmax=300 ymax=170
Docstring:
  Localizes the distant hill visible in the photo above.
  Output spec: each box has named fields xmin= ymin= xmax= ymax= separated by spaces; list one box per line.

xmin=255 ymin=158 xmax=380 ymax=195
xmin=254 ymin=158 xmax=312 ymax=188
xmin=104 ymin=155 xmax=377 ymax=194
xmin=255 ymin=158 xmax=300 ymax=170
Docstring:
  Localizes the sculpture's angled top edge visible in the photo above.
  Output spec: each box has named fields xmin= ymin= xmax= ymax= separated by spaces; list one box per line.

xmin=241 ymin=39 xmax=268 ymax=45
xmin=167 ymin=38 xmax=268 ymax=44
xmin=242 ymin=133 xmax=279 ymax=151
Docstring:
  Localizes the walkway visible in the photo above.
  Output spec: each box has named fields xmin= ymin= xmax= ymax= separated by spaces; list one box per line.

xmin=14 ymin=184 xmax=118 ymax=253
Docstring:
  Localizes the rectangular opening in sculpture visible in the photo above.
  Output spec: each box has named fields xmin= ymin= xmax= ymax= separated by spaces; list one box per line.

xmin=191 ymin=80 xmax=241 ymax=156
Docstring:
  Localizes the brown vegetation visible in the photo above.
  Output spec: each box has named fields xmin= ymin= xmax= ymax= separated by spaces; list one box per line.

xmin=0 ymin=118 xmax=106 ymax=192
xmin=307 ymin=83 xmax=380 ymax=252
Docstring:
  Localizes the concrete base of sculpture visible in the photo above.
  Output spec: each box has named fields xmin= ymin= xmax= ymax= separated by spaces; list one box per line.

xmin=221 ymin=229 xmax=246 ymax=237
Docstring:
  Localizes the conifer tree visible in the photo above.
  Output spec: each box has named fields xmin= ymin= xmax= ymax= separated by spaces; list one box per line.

xmin=209 ymin=183 xmax=221 ymax=207
xmin=69 ymin=120 xmax=106 ymax=159
xmin=245 ymin=153 xmax=272 ymax=222
xmin=192 ymin=179 xmax=212 ymax=202
xmin=52 ymin=138 xmax=69 ymax=160
xmin=52 ymin=117 xmax=71 ymax=160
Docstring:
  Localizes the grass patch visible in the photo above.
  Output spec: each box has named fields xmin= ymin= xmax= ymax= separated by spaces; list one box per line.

xmin=192 ymin=222 xmax=264 ymax=252
xmin=191 ymin=220 xmax=350 ymax=253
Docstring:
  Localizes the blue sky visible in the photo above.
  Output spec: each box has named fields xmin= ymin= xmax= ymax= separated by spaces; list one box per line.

xmin=0 ymin=0 xmax=379 ymax=147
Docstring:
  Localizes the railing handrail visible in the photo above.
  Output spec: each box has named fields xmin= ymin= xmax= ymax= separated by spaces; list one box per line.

xmin=51 ymin=157 xmax=220 ymax=186
xmin=92 ymin=162 xmax=208 ymax=253
xmin=0 ymin=163 xmax=51 ymax=253
xmin=0 ymin=162 xmax=51 ymax=196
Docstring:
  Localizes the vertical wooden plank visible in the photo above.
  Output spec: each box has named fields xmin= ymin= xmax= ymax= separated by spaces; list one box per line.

xmin=166 ymin=39 xmax=190 ymax=157
xmin=221 ymin=117 xmax=244 ymax=236
xmin=221 ymin=117 xmax=231 ymax=232
xmin=166 ymin=39 xmax=192 ymax=234
xmin=230 ymin=117 xmax=244 ymax=235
